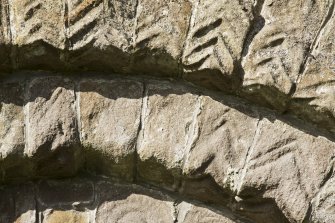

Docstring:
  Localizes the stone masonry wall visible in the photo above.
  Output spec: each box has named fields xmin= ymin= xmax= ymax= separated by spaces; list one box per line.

xmin=0 ymin=0 xmax=335 ymax=222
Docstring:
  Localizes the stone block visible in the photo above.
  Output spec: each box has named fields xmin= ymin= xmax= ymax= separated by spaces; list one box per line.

xmin=79 ymin=79 xmax=143 ymax=180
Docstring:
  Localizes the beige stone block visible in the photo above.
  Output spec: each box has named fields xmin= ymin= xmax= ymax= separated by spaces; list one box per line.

xmin=133 ymin=0 xmax=192 ymax=76
xmin=79 ymin=79 xmax=143 ymax=180
xmin=96 ymin=181 xmax=175 ymax=223
xmin=26 ymin=76 xmax=82 ymax=177
xmin=137 ymin=81 xmax=198 ymax=190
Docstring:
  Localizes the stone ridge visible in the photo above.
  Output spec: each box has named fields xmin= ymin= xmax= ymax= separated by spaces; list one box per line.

xmin=0 ymin=74 xmax=334 ymax=222
xmin=0 ymin=0 xmax=334 ymax=135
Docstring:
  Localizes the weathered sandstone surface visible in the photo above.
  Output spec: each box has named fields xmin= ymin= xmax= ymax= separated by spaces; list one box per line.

xmin=0 ymin=0 xmax=335 ymax=222
xmin=0 ymin=75 xmax=334 ymax=222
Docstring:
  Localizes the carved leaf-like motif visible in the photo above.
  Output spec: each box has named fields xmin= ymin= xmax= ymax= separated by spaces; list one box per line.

xmin=11 ymin=0 xmax=65 ymax=48
xmin=67 ymin=0 xmax=104 ymax=50
xmin=240 ymin=118 xmax=335 ymax=221
xmin=242 ymin=0 xmax=330 ymax=95
xmin=183 ymin=0 xmax=251 ymax=76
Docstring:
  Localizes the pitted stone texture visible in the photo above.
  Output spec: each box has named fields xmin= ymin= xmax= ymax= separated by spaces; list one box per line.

xmin=291 ymin=5 xmax=335 ymax=133
xmin=132 ymin=0 xmax=191 ymax=77
xmin=242 ymin=0 xmax=329 ymax=109
xmin=42 ymin=210 xmax=89 ymax=223
xmin=3 ymin=179 xmax=253 ymax=223
xmin=237 ymin=116 xmax=335 ymax=222
xmin=1 ymin=0 xmax=335 ymax=130
xmin=10 ymin=0 xmax=65 ymax=47
xmin=0 ymin=76 xmax=334 ymax=222
xmin=10 ymin=0 xmax=66 ymax=70
xmin=26 ymin=76 xmax=81 ymax=177
xmin=137 ymin=81 xmax=199 ymax=190
xmin=0 ymin=1 xmax=11 ymax=72
xmin=311 ymin=175 xmax=335 ymax=223
xmin=79 ymin=79 xmax=143 ymax=180
xmin=0 ymin=80 xmax=31 ymax=181
xmin=0 ymin=0 xmax=335 ymax=137
xmin=0 ymin=80 xmax=24 ymax=159
xmin=177 ymin=202 xmax=239 ymax=223
xmin=183 ymin=95 xmax=259 ymax=192
xmin=67 ymin=0 xmax=104 ymax=51
xmin=183 ymin=0 xmax=251 ymax=91
xmin=96 ymin=181 xmax=175 ymax=223
xmin=67 ymin=0 xmax=137 ymax=73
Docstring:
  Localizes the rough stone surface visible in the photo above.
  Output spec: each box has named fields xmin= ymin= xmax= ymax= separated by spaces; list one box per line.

xmin=66 ymin=0 xmax=137 ymax=73
xmin=182 ymin=95 xmax=259 ymax=192
xmin=183 ymin=0 xmax=251 ymax=91
xmin=36 ymin=179 xmax=95 ymax=223
xmin=311 ymin=175 xmax=335 ymax=223
xmin=26 ymin=76 xmax=81 ymax=177
xmin=0 ymin=76 xmax=334 ymax=222
xmin=133 ymin=0 xmax=191 ymax=76
xmin=242 ymin=0 xmax=327 ymax=97
xmin=0 ymin=1 xmax=335 ymax=222
xmin=1 ymin=179 xmax=257 ymax=223
xmin=0 ymin=0 xmax=334 ymax=132
xmin=10 ymin=0 xmax=66 ymax=70
xmin=0 ymin=1 xmax=11 ymax=72
xmin=177 ymin=202 xmax=239 ymax=223
xmin=137 ymin=81 xmax=199 ymax=190
xmin=291 ymin=4 xmax=335 ymax=133
xmin=0 ymin=80 xmax=28 ymax=181
xmin=237 ymin=117 xmax=335 ymax=222
xmin=96 ymin=181 xmax=175 ymax=223
xmin=42 ymin=210 xmax=89 ymax=223
xmin=79 ymin=79 xmax=143 ymax=180
xmin=0 ymin=80 xmax=24 ymax=160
